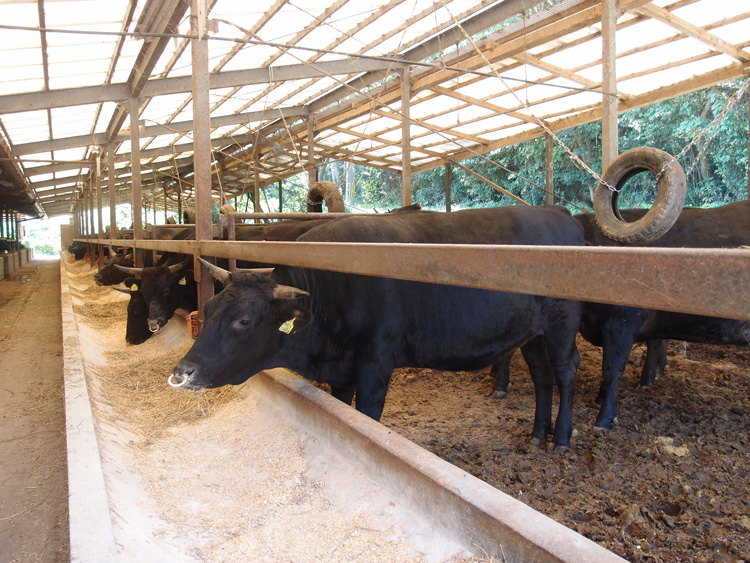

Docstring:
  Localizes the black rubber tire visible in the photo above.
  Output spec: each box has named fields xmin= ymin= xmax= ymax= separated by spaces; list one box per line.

xmin=593 ymin=147 xmax=686 ymax=244
xmin=306 ymin=181 xmax=345 ymax=213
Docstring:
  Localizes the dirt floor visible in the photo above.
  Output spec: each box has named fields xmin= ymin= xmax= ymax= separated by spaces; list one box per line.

xmin=380 ymin=340 xmax=750 ymax=562
xmin=0 ymin=258 xmax=69 ymax=563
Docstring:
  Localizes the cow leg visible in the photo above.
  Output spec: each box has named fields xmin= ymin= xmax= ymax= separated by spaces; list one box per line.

xmin=488 ymin=355 xmax=512 ymax=399
xmin=331 ymin=384 xmax=356 ymax=406
xmin=521 ymin=337 xmax=555 ymax=447
xmin=352 ymin=355 xmax=394 ymax=422
xmin=594 ymin=337 xmax=632 ymax=430
xmin=640 ymin=339 xmax=667 ymax=386
xmin=544 ymin=331 xmax=581 ymax=452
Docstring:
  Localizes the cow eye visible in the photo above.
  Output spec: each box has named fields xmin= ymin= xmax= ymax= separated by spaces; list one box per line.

xmin=233 ymin=317 xmax=251 ymax=330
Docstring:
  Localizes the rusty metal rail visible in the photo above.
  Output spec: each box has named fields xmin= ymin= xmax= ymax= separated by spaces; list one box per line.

xmin=87 ymin=237 xmax=750 ymax=321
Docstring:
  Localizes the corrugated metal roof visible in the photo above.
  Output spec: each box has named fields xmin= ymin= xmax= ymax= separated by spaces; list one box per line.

xmin=0 ymin=0 xmax=748 ymax=218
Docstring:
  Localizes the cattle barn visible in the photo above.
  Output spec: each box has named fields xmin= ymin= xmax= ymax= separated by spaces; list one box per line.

xmin=0 ymin=0 xmax=749 ymax=561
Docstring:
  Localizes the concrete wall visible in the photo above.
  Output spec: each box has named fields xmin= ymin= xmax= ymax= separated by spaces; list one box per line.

xmin=61 ymin=224 xmax=74 ymax=250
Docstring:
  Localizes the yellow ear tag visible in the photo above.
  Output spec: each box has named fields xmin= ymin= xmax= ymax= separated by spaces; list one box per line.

xmin=131 ymin=283 xmax=139 ymax=291
xmin=179 ymin=277 xmax=187 ymax=286
xmin=278 ymin=318 xmax=296 ymax=334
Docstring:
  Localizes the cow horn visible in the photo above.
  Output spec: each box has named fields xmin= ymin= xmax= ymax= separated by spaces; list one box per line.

xmin=111 ymin=285 xmax=132 ymax=294
xmin=197 ymin=257 xmax=231 ymax=283
xmin=272 ymin=284 xmax=309 ymax=300
xmin=168 ymin=257 xmax=192 ymax=273
xmin=115 ymin=264 xmax=144 ymax=275
xmin=108 ymin=246 xmax=116 ymax=258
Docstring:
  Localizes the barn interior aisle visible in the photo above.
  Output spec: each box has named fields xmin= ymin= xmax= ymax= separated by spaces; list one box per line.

xmin=0 ymin=258 xmax=69 ymax=562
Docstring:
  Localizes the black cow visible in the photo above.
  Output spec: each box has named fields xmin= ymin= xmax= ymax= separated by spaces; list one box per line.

xmin=577 ymin=200 xmax=750 ymax=430
xmin=112 ymin=283 xmax=152 ymax=346
xmin=114 ymin=219 xmax=338 ymax=336
xmin=115 ymin=260 xmax=194 ymax=334
xmin=94 ymin=247 xmax=134 ymax=286
xmin=68 ymin=241 xmax=87 ymax=260
xmin=115 ymin=206 xmax=422 ymax=336
xmin=172 ymin=206 xmax=585 ymax=450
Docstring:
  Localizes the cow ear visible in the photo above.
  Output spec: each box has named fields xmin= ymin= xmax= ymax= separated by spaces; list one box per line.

xmin=124 ymin=277 xmax=139 ymax=291
xmin=275 ymin=304 xmax=312 ymax=334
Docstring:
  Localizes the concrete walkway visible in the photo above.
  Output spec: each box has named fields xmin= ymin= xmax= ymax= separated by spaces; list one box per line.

xmin=0 ymin=258 xmax=69 ymax=562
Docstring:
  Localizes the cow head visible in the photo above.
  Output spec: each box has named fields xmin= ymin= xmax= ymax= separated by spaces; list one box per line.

xmin=115 ymin=258 xmax=192 ymax=333
xmin=170 ymin=259 xmax=310 ymax=390
xmin=112 ymin=283 xmax=152 ymax=346
xmin=95 ymin=248 xmax=134 ymax=286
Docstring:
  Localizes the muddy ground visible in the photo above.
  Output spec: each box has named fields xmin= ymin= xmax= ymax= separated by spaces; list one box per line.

xmin=379 ymin=339 xmax=750 ymax=562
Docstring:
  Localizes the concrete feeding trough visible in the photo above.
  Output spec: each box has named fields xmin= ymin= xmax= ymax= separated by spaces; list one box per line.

xmin=60 ymin=256 xmax=625 ymax=562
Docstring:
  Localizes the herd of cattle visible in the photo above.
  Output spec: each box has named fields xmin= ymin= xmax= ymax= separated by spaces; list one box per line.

xmin=72 ymin=200 xmax=750 ymax=452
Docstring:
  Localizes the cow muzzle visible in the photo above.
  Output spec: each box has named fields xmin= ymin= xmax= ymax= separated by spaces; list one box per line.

xmin=148 ymin=321 xmax=162 ymax=333
xmin=168 ymin=365 xmax=203 ymax=390
xmin=168 ymin=371 xmax=190 ymax=388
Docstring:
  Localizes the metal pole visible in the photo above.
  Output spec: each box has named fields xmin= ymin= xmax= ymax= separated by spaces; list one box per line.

xmin=94 ymin=152 xmax=104 ymax=264
xmin=192 ymin=0 xmax=215 ymax=319
xmin=129 ymin=97 xmax=144 ymax=266
xmin=108 ymin=147 xmax=117 ymax=240
xmin=253 ymin=166 xmax=260 ymax=223
xmin=308 ymin=114 xmax=316 ymax=187
xmin=445 ymin=163 xmax=452 ymax=212
xmin=601 ymin=0 xmax=618 ymax=171
xmin=163 ymin=179 xmax=168 ymax=223
xmin=545 ymin=133 xmax=554 ymax=205
xmin=400 ymin=67 xmax=412 ymax=207
xmin=88 ymin=179 xmax=94 ymax=240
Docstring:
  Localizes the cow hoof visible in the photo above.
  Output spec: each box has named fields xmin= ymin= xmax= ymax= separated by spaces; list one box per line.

xmin=487 ymin=389 xmax=508 ymax=399
xmin=529 ymin=436 xmax=546 ymax=447
xmin=593 ymin=425 xmax=610 ymax=436
xmin=552 ymin=446 xmax=569 ymax=455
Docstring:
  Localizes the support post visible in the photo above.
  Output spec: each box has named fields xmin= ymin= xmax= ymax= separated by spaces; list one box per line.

xmin=400 ymin=68 xmax=412 ymax=207
xmin=253 ymin=166 xmax=261 ymax=223
xmin=445 ymin=163 xmax=452 ymax=212
xmin=88 ymin=180 xmax=95 ymax=245
xmin=94 ymin=152 xmax=104 ymax=265
xmin=163 ymin=178 xmax=169 ymax=223
xmin=192 ymin=0 xmax=215 ymax=320
xmin=108 ymin=148 xmax=117 ymax=240
xmin=308 ymin=114 xmax=317 ymax=187
xmin=129 ymin=97 xmax=144 ymax=266
xmin=545 ymin=133 xmax=554 ymax=205
xmin=601 ymin=0 xmax=618 ymax=172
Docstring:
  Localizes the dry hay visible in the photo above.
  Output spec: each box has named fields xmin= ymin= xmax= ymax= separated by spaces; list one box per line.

xmin=91 ymin=343 xmax=239 ymax=447
xmin=62 ymin=251 xmax=495 ymax=562
xmin=64 ymin=253 xmax=241 ymax=446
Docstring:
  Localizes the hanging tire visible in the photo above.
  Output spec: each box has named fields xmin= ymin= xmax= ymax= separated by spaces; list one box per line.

xmin=307 ymin=182 xmax=346 ymax=213
xmin=593 ymin=147 xmax=686 ymax=244
xmin=306 ymin=181 xmax=345 ymax=213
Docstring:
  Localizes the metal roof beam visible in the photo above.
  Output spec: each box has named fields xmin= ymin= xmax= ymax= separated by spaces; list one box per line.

xmin=0 ymin=58 xmax=399 ymax=116
xmin=12 ymin=105 xmax=308 ymax=156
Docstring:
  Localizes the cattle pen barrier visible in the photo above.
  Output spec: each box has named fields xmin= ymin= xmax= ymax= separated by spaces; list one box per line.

xmin=60 ymin=257 xmax=627 ymax=562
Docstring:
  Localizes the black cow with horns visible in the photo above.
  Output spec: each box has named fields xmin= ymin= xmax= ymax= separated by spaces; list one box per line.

xmin=171 ymin=206 xmax=585 ymax=451
xmin=94 ymin=247 xmax=134 ymax=286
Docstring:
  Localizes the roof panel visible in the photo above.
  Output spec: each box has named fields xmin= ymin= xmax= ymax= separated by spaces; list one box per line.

xmin=0 ymin=0 xmax=746 ymax=218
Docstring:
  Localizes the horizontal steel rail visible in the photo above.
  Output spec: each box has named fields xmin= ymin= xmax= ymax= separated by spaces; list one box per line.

xmin=85 ymin=237 xmax=750 ymax=321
